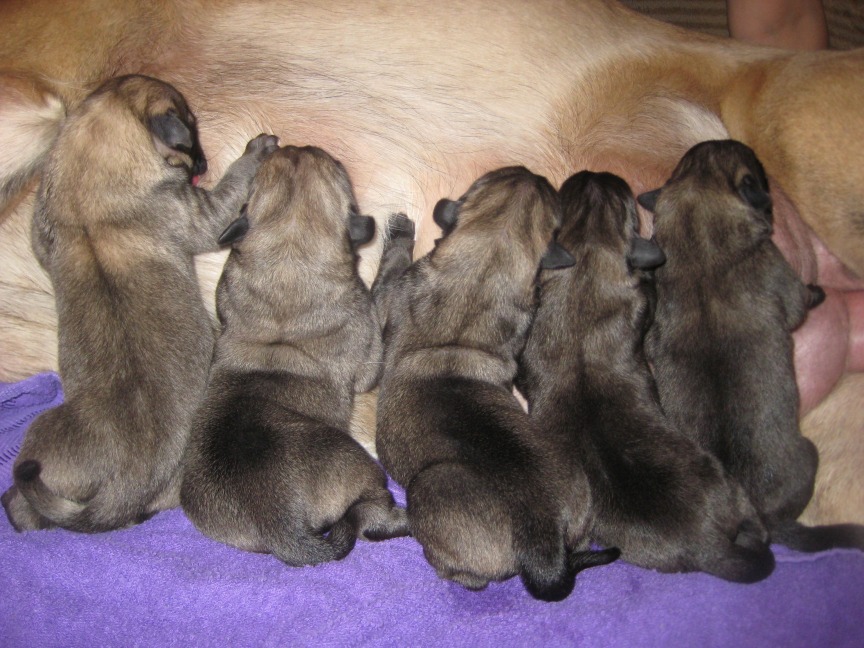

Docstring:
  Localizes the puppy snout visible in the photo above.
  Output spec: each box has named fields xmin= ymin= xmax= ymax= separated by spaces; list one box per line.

xmin=192 ymin=156 xmax=208 ymax=177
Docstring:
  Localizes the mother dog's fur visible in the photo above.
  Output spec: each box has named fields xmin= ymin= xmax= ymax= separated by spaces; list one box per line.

xmin=0 ymin=0 xmax=862 ymax=524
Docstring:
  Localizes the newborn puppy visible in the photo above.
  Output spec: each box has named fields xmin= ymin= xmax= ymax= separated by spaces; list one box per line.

xmin=517 ymin=171 xmax=775 ymax=583
xmin=375 ymin=168 xmax=618 ymax=602
xmin=0 ymin=75 xmax=277 ymax=533
xmin=639 ymin=140 xmax=864 ymax=551
xmin=180 ymin=145 xmax=407 ymax=566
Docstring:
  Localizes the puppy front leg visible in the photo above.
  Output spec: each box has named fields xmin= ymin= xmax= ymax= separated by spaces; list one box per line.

xmin=184 ymin=133 xmax=279 ymax=251
xmin=371 ymin=213 xmax=415 ymax=326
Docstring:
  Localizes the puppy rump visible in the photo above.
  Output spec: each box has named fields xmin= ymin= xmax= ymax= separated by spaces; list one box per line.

xmin=181 ymin=145 xmax=406 ymax=567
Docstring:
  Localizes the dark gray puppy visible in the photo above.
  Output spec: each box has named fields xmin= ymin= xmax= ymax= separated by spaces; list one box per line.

xmin=1 ymin=75 xmax=277 ymax=533
xmin=375 ymin=167 xmax=618 ymax=603
xmin=517 ymin=171 xmax=775 ymax=582
xmin=180 ymin=145 xmax=408 ymax=567
xmin=639 ymin=139 xmax=864 ymax=551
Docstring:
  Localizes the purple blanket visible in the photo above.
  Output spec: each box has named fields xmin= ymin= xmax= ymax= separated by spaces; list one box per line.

xmin=1 ymin=373 xmax=862 ymax=647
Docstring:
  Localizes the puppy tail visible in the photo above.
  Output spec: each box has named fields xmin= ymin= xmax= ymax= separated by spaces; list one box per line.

xmin=0 ymin=73 xmax=66 ymax=212
xmin=271 ymin=517 xmax=358 ymax=567
xmin=12 ymin=459 xmax=88 ymax=527
xmin=772 ymin=520 xmax=864 ymax=552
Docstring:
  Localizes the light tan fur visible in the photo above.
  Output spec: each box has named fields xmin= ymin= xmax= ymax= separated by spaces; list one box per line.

xmin=1 ymin=74 xmax=277 ymax=532
xmin=0 ymin=0 xmax=861 ymax=523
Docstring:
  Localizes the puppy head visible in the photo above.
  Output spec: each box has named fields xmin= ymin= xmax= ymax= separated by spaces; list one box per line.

xmin=637 ymin=140 xmax=773 ymax=262
xmin=432 ymin=166 xmax=571 ymax=278
xmin=88 ymin=74 xmax=207 ymax=178
xmin=560 ymin=171 xmax=665 ymax=273
xmin=218 ymin=145 xmax=373 ymax=258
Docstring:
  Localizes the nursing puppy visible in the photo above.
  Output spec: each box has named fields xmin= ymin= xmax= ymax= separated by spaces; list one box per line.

xmin=517 ymin=171 xmax=774 ymax=582
xmin=639 ymin=140 xmax=864 ymax=551
xmin=0 ymin=75 xmax=278 ymax=533
xmin=376 ymin=168 xmax=618 ymax=602
xmin=2 ymin=2 xmax=864 ymax=528
xmin=180 ymin=145 xmax=407 ymax=566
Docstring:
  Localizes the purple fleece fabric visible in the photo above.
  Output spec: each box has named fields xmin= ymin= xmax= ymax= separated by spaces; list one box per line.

xmin=1 ymin=373 xmax=862 ymax=647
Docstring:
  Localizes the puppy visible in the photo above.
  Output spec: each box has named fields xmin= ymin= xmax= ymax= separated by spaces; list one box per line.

xmin=180 ymin=145 xmax=408 ymax=566
xmin=639 ymin=140 xmax=864 ymax=551
xmin=0 ymin=75 xmax=277 ymax=533
xmin=517 ymin=171 xmax=775 ymax=583
xmin=375 ymin=168 xmax=618 ymax=602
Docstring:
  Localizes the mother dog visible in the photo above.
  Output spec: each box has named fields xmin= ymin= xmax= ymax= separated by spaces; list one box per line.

xmin=0 ymin=0 xmax=862 ymax=525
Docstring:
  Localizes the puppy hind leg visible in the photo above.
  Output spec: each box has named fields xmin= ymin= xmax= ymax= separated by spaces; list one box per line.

xmin=511 ymin=490 xmax=616 ymax=600
xmin=704 ymin=523 xmax=776 ymax=584
xmin=1 ymin=485 xmax=56 ymax=531
xmin=514 ymin=512 xmax=579 ymax=602
xmin=345 ymin=489 xmax=409 ymax=542
xmin=771 ymin=520 xmax=864 ymax=552
xmin=269 ymin=519 xmax=358 ymax=567
xmin=10 ymin=459 xmax=90 ymax=531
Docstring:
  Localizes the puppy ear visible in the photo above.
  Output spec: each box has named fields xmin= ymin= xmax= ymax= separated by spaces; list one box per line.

xmin=540 ymin=241 xmax=576 ymax=269
xmin=628 ymin=236 xmax=666 ymax=270
xmin=348 ymin=213 xmax=376 ymax=247
xmin=806 ymin=284 xmax=826 ymax=310
xmin=738 ymin=174 xmax=772 ymax=212
xmin=636 ymin=189 xmax=661 ymax=212
xmin=218 ymin=208 xmax=250 ymax=246
xmin=149 ymin=112 xmax=193 ymax=155
xmin=149 ymin=111 xmax=208 ymax=176
xmin=433 ymin=199 xmax=462 ymax=235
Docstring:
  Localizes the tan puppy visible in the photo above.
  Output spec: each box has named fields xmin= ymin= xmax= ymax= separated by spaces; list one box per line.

xmin=376 ymin=169 xmax=618 ymax=602
xmin=181 ymin=146 xmax=408 ymax=566
xmin=639 ymin=140 xmax=864 ymax=550
xmin=518 ymin=171 xmax=774 ymax=582
xmin=1 ymin=75 xmax=278 ymax=532
xmin=0 ymin=0 xmax=862 ymax=524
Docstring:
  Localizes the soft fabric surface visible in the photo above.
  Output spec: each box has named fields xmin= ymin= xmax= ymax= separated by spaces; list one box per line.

xmin=1 ymin=373 xmax=862 ymax=647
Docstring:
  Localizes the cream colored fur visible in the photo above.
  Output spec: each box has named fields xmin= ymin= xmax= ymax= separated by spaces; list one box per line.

xmin=0 ymin=0 xmax=861 ymax=523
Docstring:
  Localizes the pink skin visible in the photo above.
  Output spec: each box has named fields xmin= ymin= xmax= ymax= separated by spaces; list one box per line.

xmin=769 ymin=183 xmax=864 ymax=415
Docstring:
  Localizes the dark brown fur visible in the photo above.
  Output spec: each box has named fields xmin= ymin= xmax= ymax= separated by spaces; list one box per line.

xmin=640 ymin=140 xmax=864 ymax=551
xmin=518 ymin=171 xmax=775 ymax=582
xmin=1 ymin=75 xmax=277 ymax=532
xmin=375 ymin=168 xmax=617 ymax=602
xmin=180 ymin=145 xmax=408 ymax=567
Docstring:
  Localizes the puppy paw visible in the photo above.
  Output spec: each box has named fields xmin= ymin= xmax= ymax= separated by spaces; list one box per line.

xmin=243 ymin=133 xmax=280 ymax=158
xmin=385 ymin=213 xmax=415 ymax=247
